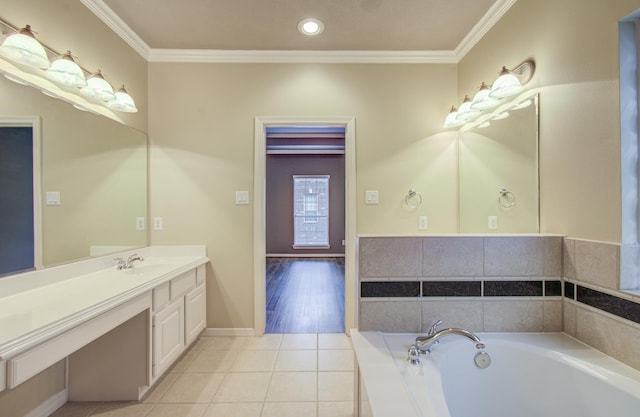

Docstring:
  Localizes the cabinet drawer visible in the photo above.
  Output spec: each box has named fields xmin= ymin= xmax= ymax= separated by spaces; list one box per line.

xmin=153 ymin=281 xmax=170 ymax=312
xmin=170 ymin=270 xmax=196 ymax=300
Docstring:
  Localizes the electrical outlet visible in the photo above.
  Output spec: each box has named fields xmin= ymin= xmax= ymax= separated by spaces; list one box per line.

xmin=136 ymin=217 xmax=145 ymax=231
xmin=488 ymin=216 xmax=498 ymax=230
xmin=419 ymin=216 xmax=428 ymax=230
xmin=153 ymin=217 xmax=163 ymax=231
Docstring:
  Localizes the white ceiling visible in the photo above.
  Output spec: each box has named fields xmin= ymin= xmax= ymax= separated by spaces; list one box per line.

xmin=82 ymin=0 xmax=515 ymax=63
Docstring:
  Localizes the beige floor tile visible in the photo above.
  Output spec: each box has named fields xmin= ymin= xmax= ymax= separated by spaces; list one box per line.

xmin=186 ymin=349 xmax=238 ymax=373
xmin=318 ymin=402 xmax=354 ymax=417
xmin=203 ymin=403 xmax=263 ymax=417
xmin=213 ymin=373 xmax=272 ymax=403
xmin=143 ymin=373 xmax=180 ymax=403
xmin=318 ymin=372 xmax=354 ymax=402
xmin=49 ymin=402 xmax=100 ymax=417
xmin=229 ymin=349 xmax=278 ymax=372
xmin=260 ymin=402 xmax=317 ymax=417
xmin=146 ymin=403 xmax=208 ymax=417
xmin=233 ymin=334 xmax=283 ymax=350
xmin=197 ymin=337 xmax=239 ymax=351
xmin=280 ymin=333 xmax=318 ymax=350
xmin=160 ymin=372 xmax=225 ymax=403
xmin=318 ymin=350 xmax=354 ymax=371
xmin=91 ymin=402 xmax=154 ymax=417
xmin=265 ymin=372 xmax=317 ymax=402
xmin=274 ymin=349 xmax=317 ymax=371
xmin=318 ymin=334 xmax=352 ymax=350
xmin=170 ymin=347 xmax=200 ymax=373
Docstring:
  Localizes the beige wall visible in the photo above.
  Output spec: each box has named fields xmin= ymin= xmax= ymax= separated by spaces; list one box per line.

xmin=458 ymin=0 xmax=639 ymax=242
xmin=148 ymin=63 xmax=458 ymax=329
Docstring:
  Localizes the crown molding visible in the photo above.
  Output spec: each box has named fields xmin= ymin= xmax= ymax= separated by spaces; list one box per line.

xmin=83 ymin=0 xmax=516 ymax=64
xmin=455 ymin=0 xmax=518 ymax=60
xmin=80 ymin=0 xmax=151 ymax=60
xmin=148 ymin=49 xmax=457 ymax=64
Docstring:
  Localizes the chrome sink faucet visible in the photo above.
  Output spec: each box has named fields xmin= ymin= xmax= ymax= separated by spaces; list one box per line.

xmin=114 ymin=254 xmax=144 ymax=270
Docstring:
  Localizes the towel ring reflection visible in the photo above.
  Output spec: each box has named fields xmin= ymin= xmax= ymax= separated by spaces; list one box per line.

xmin=498 ymin=189 xmax=516 ymax=208
xmin=405 ymin=189 xmax=423 ymax=209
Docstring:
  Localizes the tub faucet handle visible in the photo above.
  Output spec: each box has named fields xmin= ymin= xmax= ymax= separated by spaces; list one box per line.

xmin=428 ymin=320 xmax=443 ymax=336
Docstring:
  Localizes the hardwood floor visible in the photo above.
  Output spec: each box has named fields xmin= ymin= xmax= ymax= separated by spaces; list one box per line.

xmin=266 ymin=257 xmax=345 ymax=333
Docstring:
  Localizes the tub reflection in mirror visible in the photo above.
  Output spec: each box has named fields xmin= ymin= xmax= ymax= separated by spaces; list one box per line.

xmin=458 ymin=94 xmax=539 ymax=233
xmin=0 ymin=68 xmax=147 ymax=272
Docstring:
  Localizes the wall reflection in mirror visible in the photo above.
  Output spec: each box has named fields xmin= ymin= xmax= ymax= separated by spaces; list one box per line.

xmin=0 ymin=68 xmax=147 ymax=275
xmin=458 ymin=94 xmax=539 ymax=233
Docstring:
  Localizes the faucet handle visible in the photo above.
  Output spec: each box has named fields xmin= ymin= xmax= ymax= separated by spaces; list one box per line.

xmin=113 ymin=257 xmax=126 ymax=269
xmin=428 ymin=319 xmax=443 ymax=336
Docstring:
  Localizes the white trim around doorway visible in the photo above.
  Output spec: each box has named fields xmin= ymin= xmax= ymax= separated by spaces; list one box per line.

xmin=254 ymin=116 xmax=357 ymax=336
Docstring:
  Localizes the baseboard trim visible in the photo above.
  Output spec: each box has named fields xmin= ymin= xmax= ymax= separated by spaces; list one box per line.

xmin=24 ymin=389 xmax=67 ymax=417
xmin=201 ymin=328 xmax=256 ymax=337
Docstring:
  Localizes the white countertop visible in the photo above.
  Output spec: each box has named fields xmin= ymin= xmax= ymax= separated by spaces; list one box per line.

xmin=0 ymin=247 xmax=208 ymax=360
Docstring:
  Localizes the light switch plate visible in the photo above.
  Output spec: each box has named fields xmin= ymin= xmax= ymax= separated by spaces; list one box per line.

xmin=419 ymin=216 xmax=428 ymax=230
xmin=46 ymin=191 xmax=60 ymax=206
xmin=488 ymin=216 xmax=498 ymax=230
xmin=136 ymin=217 xmax=145 ymax=231
xmin=365 ymin=190 xmax=379 ymax=204
xmin=235 ymin=191 xmax=250 ymax=205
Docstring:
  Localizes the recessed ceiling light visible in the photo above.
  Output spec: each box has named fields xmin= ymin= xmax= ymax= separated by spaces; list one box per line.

xmin=298 ymin=18 xmax=324 ymax=36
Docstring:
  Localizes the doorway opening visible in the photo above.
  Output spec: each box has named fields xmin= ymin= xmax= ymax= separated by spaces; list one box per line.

xmin=0 ymin=116 xmax=41 ymax=276
xmin=265 ymin=127 xmax=345 ymax=333
xmin=253 ymin=117 xmax=357 ymax=336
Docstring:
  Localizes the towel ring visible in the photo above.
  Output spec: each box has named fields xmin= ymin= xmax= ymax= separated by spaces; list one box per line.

xmin=405 ymin=189 xmax=423 ymax=209
xmin=498 ymin=189 xmax=516 ymax=208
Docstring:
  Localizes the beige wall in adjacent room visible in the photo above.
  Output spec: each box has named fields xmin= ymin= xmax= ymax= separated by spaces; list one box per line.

xmin=458 ymin=0 xmax=639 ymax=243
xmin=148 ymin=63 xmax=458 ymax=329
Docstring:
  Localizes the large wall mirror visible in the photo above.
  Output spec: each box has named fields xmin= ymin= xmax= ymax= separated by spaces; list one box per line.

xmin=0 ymin=71 xmax=147 ymax=272
xmin=458 ymin=94 xmax=539 ymax=233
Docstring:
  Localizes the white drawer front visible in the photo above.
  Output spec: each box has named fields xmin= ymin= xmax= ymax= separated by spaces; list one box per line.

xmin=170 ymin=270 xmax=196 ymax=300
xmin=153 ymin=281 xmax=170 ymax=312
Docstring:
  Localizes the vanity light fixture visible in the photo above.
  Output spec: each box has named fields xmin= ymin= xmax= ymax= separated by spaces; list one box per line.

xmin=298 ymin=18 xmax=324 ymax=36
xmin=0 ymin=25 xmax=50 ymax=69
xmin=46 ymin=51 xmax=86 ymax=87
xmin=80 ymin=69 xmax=116 ymax=102
xmin=443 ymin=59 xmax=536 ymax=131
xmin=108 ymin=85 xmax=137 ymax=113
xmin=470 ymin=82 xmax=500 ymax=111
xmin=0 ymin=17 xmax=138 ymax=115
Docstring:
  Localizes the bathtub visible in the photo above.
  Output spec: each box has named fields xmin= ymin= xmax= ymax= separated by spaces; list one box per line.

xmin=352 ymin=331 xmax=640 ymax=417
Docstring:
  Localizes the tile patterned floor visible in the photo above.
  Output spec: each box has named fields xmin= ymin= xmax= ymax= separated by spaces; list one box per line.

xmin=51 ymin=333 xmax=354 ymax=417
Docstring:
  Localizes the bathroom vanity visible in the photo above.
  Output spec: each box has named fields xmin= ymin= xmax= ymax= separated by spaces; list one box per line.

xmin=0 ymin=246 xmax=208 ymax=406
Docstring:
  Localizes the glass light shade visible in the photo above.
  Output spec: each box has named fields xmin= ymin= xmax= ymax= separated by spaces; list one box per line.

xmin=108 ymin=85 xmax=137 ymax=113
xmin=80 ymin=70 xmax=115 ymax=102
xmin=491 ymin=111 xmax=509 ymax=121
xmin=470 ymin=82 xmax=499 ymax=110
xmin=511 ymin=99 xmax=532 ymax=110
xmin=0 ymin=25 xmax=50 ymax=69
xmin=443 ymin=105 xmax=465 ymax=128
xmin=46 ymin=51 xmax=86 ymax=87
xmin=489 ymin=67 xmax=524 ymax=99
xmin=455 ymin=95 xmax=481 ymax=121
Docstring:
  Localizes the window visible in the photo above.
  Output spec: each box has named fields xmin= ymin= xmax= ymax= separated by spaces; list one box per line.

xmin=293 ymin=175 xmax=329 ymax=248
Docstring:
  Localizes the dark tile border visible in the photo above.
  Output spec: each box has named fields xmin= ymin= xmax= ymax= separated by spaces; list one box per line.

xmin=361 ymin=280 xmax=562 ymax=299
xmin=576 ymin=286 xmax=640 ymax=325
xmin=484 ymin=280 xmax=543 ymax=297
xmin=422 ymin=281 xmax=481 ymax=297
xmin=360 ymin=281 xmax=420 ymax=298
xmin=564 ymin=282 xmax=575 ymax=300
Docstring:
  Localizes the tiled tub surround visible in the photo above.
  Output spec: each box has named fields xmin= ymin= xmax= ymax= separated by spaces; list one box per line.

xmin=358 ymin=236 xmax=564 ymax=334
xmin=563 ymin=238 xmax=640 ymax=370
xmin=358 ymin=236 xmax=640 ymax=371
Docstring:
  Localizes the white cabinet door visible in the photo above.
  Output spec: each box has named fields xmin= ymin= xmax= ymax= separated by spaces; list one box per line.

xmin=185 ymin=283 xmax=206 ymax=346
xmin=153 ymin=297 xmax=185 ymax=378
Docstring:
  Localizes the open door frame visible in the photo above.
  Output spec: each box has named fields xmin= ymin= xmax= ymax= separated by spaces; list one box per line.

xmin=253 ymin=116 xmax=357 ymax=335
